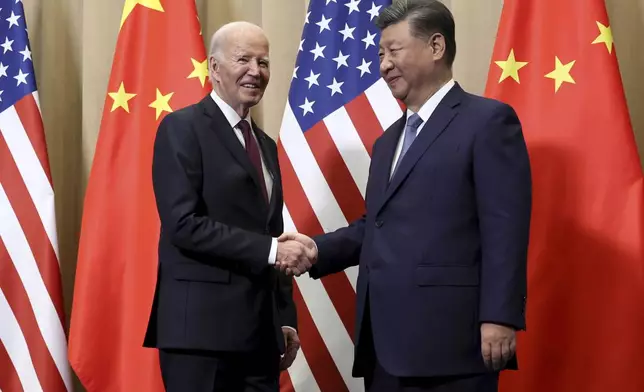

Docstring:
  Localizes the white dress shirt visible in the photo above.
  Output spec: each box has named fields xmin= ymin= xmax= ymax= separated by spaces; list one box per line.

xmin=390 ymin=79 xmax=456 ymax=178
xmin=210 ymin=91 xmax=278 ymax=264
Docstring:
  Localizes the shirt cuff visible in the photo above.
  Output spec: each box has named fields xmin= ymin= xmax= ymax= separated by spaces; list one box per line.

xmin=281 ymin=326 xmax=297 ymax=333
xmin=268 ymin=237 xmax=278 ymax=264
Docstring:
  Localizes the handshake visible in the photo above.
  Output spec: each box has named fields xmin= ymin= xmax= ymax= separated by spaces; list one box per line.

xmin=275 ymin=233 xmax=317 ymax=276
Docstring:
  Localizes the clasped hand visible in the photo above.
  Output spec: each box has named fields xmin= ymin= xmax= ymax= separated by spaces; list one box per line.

xmin=275 ymin=233 xmax=317 ymax=276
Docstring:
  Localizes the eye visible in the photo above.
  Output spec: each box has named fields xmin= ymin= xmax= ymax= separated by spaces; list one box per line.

xmin=237 ymin=57 xmax=249 ymax=64
xmin=259 ymin=60 xmax=269 ymax=68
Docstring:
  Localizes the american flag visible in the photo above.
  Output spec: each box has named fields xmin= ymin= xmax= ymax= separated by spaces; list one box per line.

xmin=0 ymin=1 xmax=72 ymax=391
xmin=277 ymin=0 xmax=402 ymax=391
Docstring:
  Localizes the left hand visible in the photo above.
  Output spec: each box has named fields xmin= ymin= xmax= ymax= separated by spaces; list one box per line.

xmin=480 ymin=323 xmax=516 ymax=371
xmin=280 ymin=327 xmax=300 ymax=371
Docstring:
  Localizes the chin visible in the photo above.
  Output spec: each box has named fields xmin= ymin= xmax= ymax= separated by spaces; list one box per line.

xmin=242 ymin=98 xmax=261 ymax=108
xmin=241 ymin=92 xmax=263 ymax=103
xmin=390 ymin=90 xmax=406 ymax=101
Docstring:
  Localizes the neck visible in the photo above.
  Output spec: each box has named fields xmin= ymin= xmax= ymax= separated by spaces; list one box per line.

xmin=405 ymin=71 xmax=452 ymax=113
xmin=235 ymin=107 xmax=250 ymax=119
xmin=213 ymin=86 xmax=249 ymax=118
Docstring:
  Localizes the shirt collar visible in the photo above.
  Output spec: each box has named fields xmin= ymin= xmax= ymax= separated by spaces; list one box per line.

xmin=406 ymin=78 xmax=456 ymax=123
xmin=210 ymin=89 xmax=252 ymax=129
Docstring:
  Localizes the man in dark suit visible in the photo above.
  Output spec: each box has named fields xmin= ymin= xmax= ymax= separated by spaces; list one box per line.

xmin=144 ymin=21 xmax=312 ymax=392
xmin=278 ymin=1 xmax=532 ymax=391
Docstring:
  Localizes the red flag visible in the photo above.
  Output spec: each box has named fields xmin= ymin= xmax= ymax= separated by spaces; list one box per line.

xmin=0 ymin=1 xmax=72 ymax=390
xmin=485 ymin=0 xmax=644 ymax=391
xmin=68 ymin=1 xmax=210 ymax=390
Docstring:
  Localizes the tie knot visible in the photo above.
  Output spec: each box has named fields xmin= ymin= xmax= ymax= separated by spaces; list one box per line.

xmin=237 ymin=119 xmax=251 ymax=135
xmin=406 ymin=113 xmax=423 ymax=131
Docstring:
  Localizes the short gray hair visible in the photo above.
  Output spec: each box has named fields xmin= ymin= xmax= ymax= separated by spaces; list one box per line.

xmin=208 ymin=21 xmax=265 ymax=60
xmin=375 ymin=0 xmax=456 ymax=67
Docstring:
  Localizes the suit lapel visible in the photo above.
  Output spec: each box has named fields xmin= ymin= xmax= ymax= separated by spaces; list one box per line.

xmin=370 ymin=116 xmax=406 ymax=210
xmin=252 ymin=120 xmax=279 ymax=220
xmin=376 ymin=84 xmax=464 ymax=214
xmin=202 ymin=97 xmax=269 ymax=211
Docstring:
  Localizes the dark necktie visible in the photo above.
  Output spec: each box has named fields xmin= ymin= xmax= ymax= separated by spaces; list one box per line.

xmin=391 ymin=113 xmax=423 ymax=178
xmin=237 ymin=119 xmax=268 ymax=202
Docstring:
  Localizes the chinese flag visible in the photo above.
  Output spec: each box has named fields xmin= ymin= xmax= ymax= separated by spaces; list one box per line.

xmin=68 ymin=1 xmax=210 ymax=390
xmin=485 ymin=0 xmax=644 ymax=391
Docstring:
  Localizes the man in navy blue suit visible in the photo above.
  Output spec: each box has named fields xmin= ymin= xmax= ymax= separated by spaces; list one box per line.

xmin=278 ymin=1 xmax=532 ymax=391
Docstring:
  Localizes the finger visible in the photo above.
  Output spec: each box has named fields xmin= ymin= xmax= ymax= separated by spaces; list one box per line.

xmin=510 ymin=336 xmax=517 ymax=356
xmin=491 ymin=342 xmax=502 ymax=370
xmin=279 ymin=356 xmax=289 ymax=371
xmin=305 ymin=247 xmax=317 ymax=261
xmin=291 ymin=266 xmax=303 ymax=277
xmin=501 ymin=339 xmax=512 ymax=365
xmin=278 ymin=233 xmax=295 ymax=242
xmin=298 ymin=263 xmax=308 ymax=275
xmin=280 ymin=352 xmax=295 ymax=370
xmin=300 ymin=259 xmax=312 ymax=272
xmin=481 ymin=342 xmax=492 ymax=369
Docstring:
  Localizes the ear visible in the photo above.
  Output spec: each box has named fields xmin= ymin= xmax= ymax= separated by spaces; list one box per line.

xmin=428 ymin=33 xmax=446 ymax=62
xmin=209 ymin=56 xmax=221 ymax=83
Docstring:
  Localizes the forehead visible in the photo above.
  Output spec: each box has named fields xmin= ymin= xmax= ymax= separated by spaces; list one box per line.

xmin=226 ymin=30 xmax=269 ymax=56
xmin=379 ymin=19 xmax=413 ymax=45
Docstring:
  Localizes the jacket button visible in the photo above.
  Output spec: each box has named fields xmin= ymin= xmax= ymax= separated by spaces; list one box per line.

xmin=375 ymin=220 xmax=383 ymax=228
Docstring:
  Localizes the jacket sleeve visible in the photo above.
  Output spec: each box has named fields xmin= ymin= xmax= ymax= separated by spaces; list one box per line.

xmin=474 ymin=103 xmax=531 ymax=330
xmin=309 ymin=215 xmax=366 ymax=279
xmin=308 ymin=137 xmax=380 ymax=279
xmin=152 ymin=113 xmax=272 ymax=275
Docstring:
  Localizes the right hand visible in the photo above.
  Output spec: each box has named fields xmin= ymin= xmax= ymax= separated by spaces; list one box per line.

xmin=276 ymin=240 xmax=313 ymax=276
xmin=276 ymin=233 xmax=318 ymax=276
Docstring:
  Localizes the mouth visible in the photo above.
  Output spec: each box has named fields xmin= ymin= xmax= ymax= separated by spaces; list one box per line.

xmin=386 ymin=76 xmax=400 ymax=85
xmin=241 ymin=83 xmax=261 ymax=90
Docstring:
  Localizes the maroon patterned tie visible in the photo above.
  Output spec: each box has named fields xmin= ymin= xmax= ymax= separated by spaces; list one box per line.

xmin=238 ymin=119 xmax=268 ymax=202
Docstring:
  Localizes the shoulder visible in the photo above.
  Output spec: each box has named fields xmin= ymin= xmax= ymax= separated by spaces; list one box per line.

xmin=160 ymin=99 xmax=205 ymax=129
xmin=461 ymin=92 xmax=518 ymax=121
xmin=461 ymin=93 xmax=525 ymax=147
xmin=156 ymin=98 xmax=212 ymax=143
xmin=154 ymin=100 xmax=209 ymax=154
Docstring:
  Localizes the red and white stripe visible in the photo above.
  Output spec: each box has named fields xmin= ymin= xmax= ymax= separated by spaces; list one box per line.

xmin=278 ymin=78 xmax=403 ymax=392
xmin=0 ymin=92 xmax=72 ymax=392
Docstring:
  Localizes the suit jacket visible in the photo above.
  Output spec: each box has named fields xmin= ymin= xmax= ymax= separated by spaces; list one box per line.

xmin=310 ymin=83 xmax=531 ymax=378
xmin=143 ymin=95 xmax=296 ymax=354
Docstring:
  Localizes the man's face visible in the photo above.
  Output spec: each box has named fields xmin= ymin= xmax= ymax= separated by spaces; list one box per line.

xmin=378 ymin=19 xmax=444 ymax=106
xmin=210 ymin=29 xmax=270 ymax=114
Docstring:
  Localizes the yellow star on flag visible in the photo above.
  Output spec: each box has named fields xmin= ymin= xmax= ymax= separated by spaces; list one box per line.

xmin=149 ymin=88 xmax=174 ymax=120
xmin=188 ymin=58 xmax=209 ymax=87
xmin=121 ymin=0 xmax=164 ymax=29
xmin=495 ymin=49 xmax=529 ymax=83
xmin=592 ymin=21 xmax=614 ymax=54
xmin=108 ymin=82 xmax=137 ymax=113
xmin=545 ymin=56 xmax=576 ymax=93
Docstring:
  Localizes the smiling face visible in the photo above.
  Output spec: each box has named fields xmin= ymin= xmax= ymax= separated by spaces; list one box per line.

xmin=209 ymin=25 xmax=270 ymax=118
xmin=378 ymin=19 xmax=447 ymax=110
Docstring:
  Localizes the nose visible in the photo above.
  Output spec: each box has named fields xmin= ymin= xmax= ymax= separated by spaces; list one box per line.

xmin=379 ymin=56 xmax=393 ymax=75
xmin=247 ymin=60 xmax=260 ymax=76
